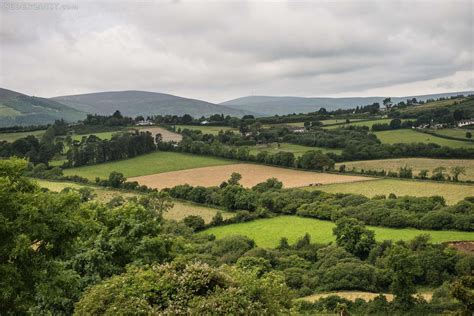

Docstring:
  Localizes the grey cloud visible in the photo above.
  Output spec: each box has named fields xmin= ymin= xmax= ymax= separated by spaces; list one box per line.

xmin=0 ymin=0 xmax=472 ymax=102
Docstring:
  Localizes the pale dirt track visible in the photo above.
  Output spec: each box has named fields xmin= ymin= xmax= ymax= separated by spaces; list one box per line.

xmin=136 ymin=126 xmax=182 ymax=142
xmin=129 ymin=164 xmax=375 ymax=189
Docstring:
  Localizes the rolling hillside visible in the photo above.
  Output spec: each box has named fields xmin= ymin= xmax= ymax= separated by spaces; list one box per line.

xmin=221 ymin=91 xmax=473 ymax=115
xmin=53 ymin=90 xmax=254 ymax=117
xmin=0 ymin=88 xmax=86 ymax=127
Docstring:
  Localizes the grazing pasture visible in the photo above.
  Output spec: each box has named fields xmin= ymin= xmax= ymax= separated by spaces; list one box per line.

xmin=247 ymin=143 xmax=342 ymax=156
xmin=400 ymin=98 xmax=464 ymax=114
xmin=309 ymin=178 xmax=474 ymax=204
xmin=429 ymin=128 xmax=474 ymax=140
xmin=202 ymin=216 xmax=474 ymax=248
xmin=175 ymin=125 xmax=236 ymax=135
xmin=136 ymin=126 xmax=182 ymax=141
xmin=130 ymin=163 xmax=375 ymax=189
xmin=337 ymin=158 xmax=474 ymax=181
xmin=319 ymin=119 xmax=366 ymax=125
xmin=36 ymin=179 xmax=231 ymax=223
xmin=323 ymin=118 xmax=392 ymax=129
xmin=71 ymin=131 xmax=118 ymax=141
xmin=35 ymin=179 xmax=137 ymax=202
xmin=374 ymin=129 xmax=474 ymax=148
xmin=0 ymin=129 xmax=45 ymax=141
xmin=165 ymin=201 xmax=233 ymax=223
xmin=63 ymin=151 xmax=233 ymax=180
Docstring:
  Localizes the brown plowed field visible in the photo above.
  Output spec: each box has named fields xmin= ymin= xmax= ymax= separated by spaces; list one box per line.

xmin=129 ymin=163 xmax=375 ymax=189
xmin=136 ymin=126 xmax=182 ymax=142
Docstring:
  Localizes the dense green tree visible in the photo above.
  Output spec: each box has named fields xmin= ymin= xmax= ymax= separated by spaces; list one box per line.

xmin=333 ymin=218 xmax=376 ymax=260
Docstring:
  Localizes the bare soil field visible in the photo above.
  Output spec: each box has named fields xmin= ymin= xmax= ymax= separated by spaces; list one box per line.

xmin=129 ymin=164 xmax=375 ymax=189
xmin=135 ymin=126 xmax=182 ymax=142
xmin=301 ymin=291 xmax=432 ymax=303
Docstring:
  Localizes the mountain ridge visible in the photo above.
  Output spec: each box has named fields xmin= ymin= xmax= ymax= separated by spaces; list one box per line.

xmin=220 ymin=91 xmax=474 ymax=115
xmin=52 ymin=90 xmax=257 ymax=117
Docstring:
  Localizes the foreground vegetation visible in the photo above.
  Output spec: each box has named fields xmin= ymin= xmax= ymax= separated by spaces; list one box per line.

xmin=312 ymin=179 xmax=474 ymax=204
xmin=202 ymin=216 xmax=474 ymax=248
xmin=2 ymin=157 xmax=474 ymax=315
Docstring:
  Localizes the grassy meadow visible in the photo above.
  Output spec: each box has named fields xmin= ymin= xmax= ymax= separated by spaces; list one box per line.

xmin=63 ymin=151 xmax=233 ymax=180
xmin=323 ymin=118 xmax=392 ymax=129
xmin=0 ymin=129 xmax=46 ymax=142
xmin=429 ymin=128 xmax=474 ymax=140
xmin=374 ymin=129 xmax=474 ymax=148
xmin=337 ymin=158 xmax=474 ymax=181
xmin=202 ymin=216 xmax=474 ymax=248
xmin=36 ymin=179 xmax=231 ymax=222
xmin=247 ymin=143 xmax=342 ymax=156
xmin=309 ymin=178 xmax=473 ymax=204
xmin=175 ymin=125 xmax=236 ymax=135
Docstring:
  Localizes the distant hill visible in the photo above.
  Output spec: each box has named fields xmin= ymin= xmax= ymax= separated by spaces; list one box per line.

xmin=53 ymin=90 xmax=254 ymax=118
xmin=0 ymin=88 xmax=86 ymax=127
xmin=221 ymin=91 xmax=474 ymax=116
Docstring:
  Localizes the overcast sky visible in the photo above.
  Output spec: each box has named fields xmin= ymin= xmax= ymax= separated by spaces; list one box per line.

xmin=1 ymin=0 xmax=473 ymax=102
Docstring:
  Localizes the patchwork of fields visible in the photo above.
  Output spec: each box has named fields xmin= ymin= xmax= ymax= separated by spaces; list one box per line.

xmin=310 ymin=178 xmax=474 ymax=204
xmin=374 ymin=129 xmax=474 ymax=148
xmin=129 ymin=163 xmax=374 ymax=189
xmin=63 ymin=151 xmax=233 ymax=179
xmin=202 ymin=216 xmax=474 ymax=248
xmin=337 ymin=158 xmax=474 ymax=181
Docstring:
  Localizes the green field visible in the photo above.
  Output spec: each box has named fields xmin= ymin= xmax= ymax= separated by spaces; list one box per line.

xmin=263 ymin=122 xmax=305 ymax=128
xmin=308 ymin=178 xmax=474 ymax=204
xmin=202 ymin=216 xmax=474 ymax=248
xmin=36 ymin=179 xmax=232 ymax=223
xmin=374 ymin=129 xmax=474 ymax=148
xmin=428 ymin=128 xmax=474 ymax=140
xmin=0 ymin=129 xmax=46 ymax=142
xmin=71 ymin=131 xmax=120 ymax=141
xmin=400 ymin=98 xmax=463 ymax=114
xmin=63 ymin=151 xmax=233 ymax=180
xmin=337 ymin=158 xmax=474 ymax=182
xmin=319 ymin=119 xmax=366 ymax=126
xmin=324 ymin=118 xmax=392 ymax=129
xmin=175 ymin=125 xmax=236 ymax=135
xmin=247 ymin=143 xmax=342 ymax=156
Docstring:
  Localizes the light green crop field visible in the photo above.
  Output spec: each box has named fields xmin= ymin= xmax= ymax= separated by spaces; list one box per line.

xmin=175 ymin=125 xmax=236 ymax=135
xmin=166 ymin=201 xmax=233 ymax=223
xmin=71 ymin=131 xmax=120 ymax=141
xmin=263 ymin=122 xmax=306 ymax=128
xmin=307 ymin=178 xmax=474 ymax=204
xmin=400 ymin=99 xmax=463 ymax=114
xmin=202 ymin=216 xmax=474 ymax=248
xmin=320 ymin=119 xmax=366 ymax=126
xmin=337 ymin=158 xmax=474 ymax=182
xmin=63 ymin=151 xmax=234 ymax=180
xmin=36 ymin=179 xmax=232 ymax=223
xmin=374 ymin=129 xmax=474 ymax=148
xmin=324 ymin=118 xmax=393 ymax=129
xmin=247 ymin=143 xmax=342 ymax=156
xmin=429 ymin=128 xmax=474 ymax=140
xmin=35 ymin=179 xmax=137 ymax=202
xmin=0 ymin=129 xmax=46 ymax=142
